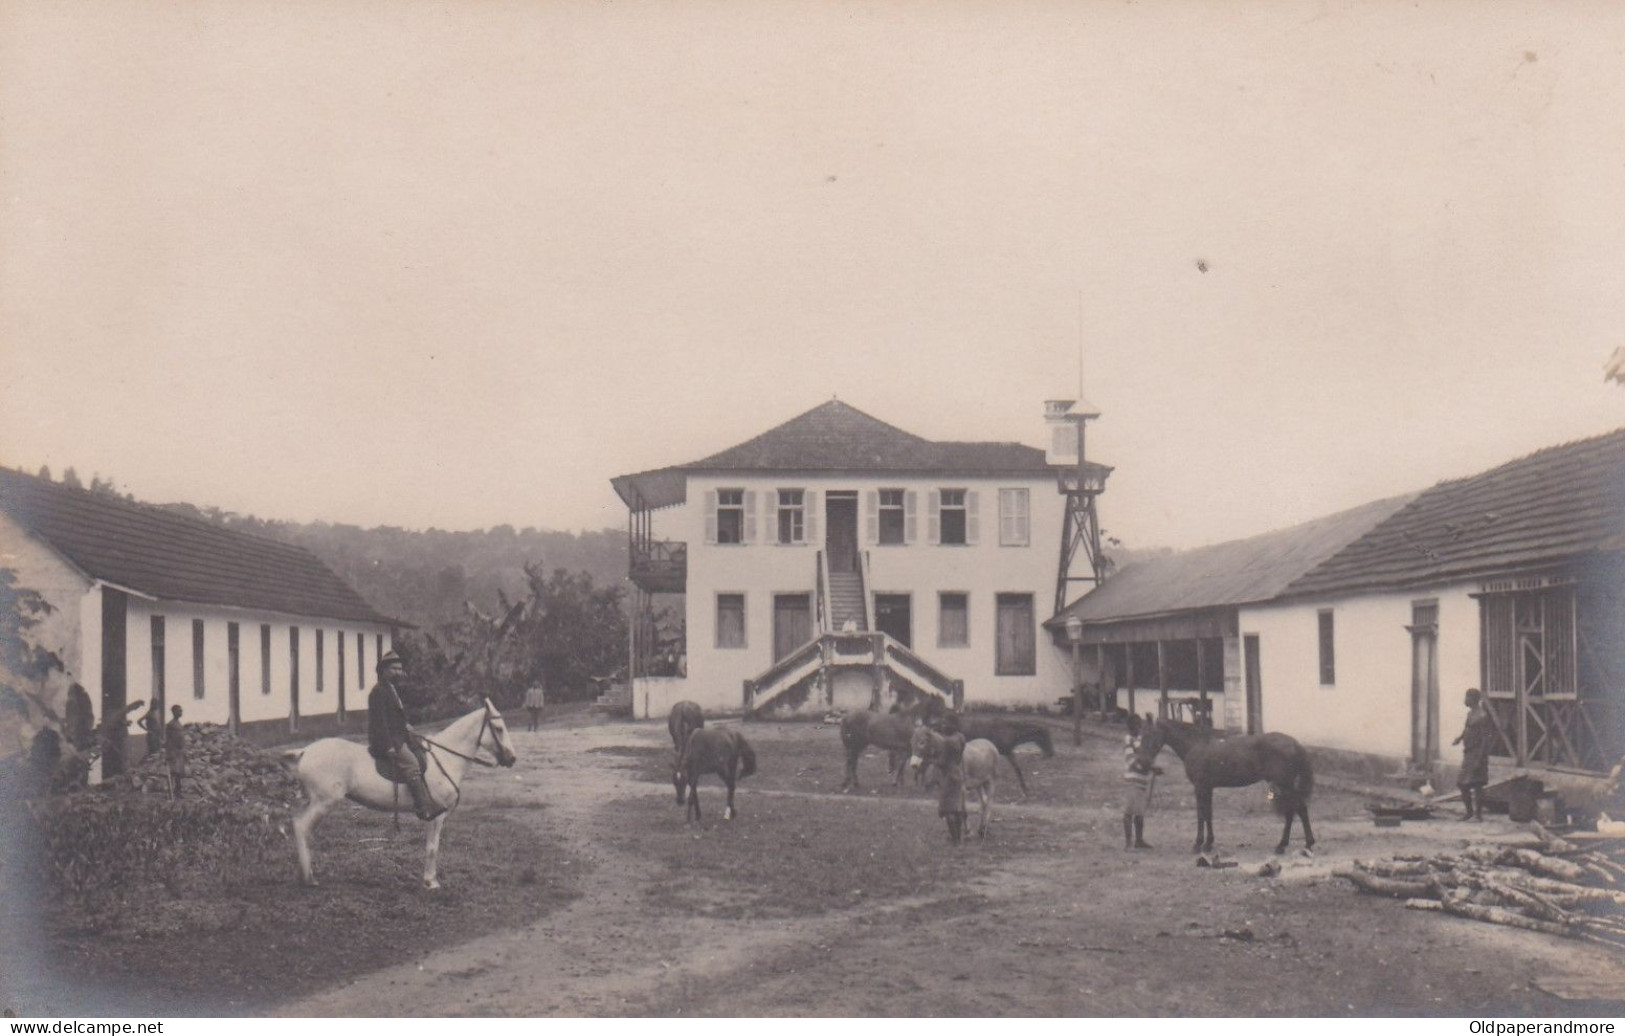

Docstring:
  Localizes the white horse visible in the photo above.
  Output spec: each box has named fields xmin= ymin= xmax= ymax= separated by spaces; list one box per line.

xmin=283 ymin=698 xmax=517 ymax=889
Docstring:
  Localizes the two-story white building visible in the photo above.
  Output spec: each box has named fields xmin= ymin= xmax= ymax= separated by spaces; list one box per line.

xmin=611 ymin=400 xmax=1109 ymax=719
xmin=0 ymin=466 xmax=399 ymax=773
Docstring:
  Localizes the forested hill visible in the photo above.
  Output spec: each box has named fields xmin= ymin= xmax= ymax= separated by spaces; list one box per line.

xmin=158 ymin=503 xmax=628 ymax=631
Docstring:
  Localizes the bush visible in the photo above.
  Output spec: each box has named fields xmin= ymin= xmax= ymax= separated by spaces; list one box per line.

xmin=20 ymin=792 xmax=290 ymax=925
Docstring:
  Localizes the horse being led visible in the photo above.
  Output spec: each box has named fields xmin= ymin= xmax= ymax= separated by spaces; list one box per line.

xmin=284 ymin=698 xmax=517 ymax=888
xmin=678 ymin=726 xmax=756 ymax=822
xmin=930 ymin=711 xmax=1054 ymax=799
xmin=1137 ymin=717 xmax=1314 ymax=855
xmin=667 ymin=700 xmax=705 ymax=804
xmin=908 ymin=726 xmax=997 ymax=844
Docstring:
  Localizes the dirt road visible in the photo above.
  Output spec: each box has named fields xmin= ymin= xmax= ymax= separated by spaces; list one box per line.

xmin=278 ymin=716 xmax=1625 ymax=1017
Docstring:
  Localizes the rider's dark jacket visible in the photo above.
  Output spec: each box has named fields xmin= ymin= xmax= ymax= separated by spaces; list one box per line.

xmin=367 ymin=679 xmax=411 ymax=759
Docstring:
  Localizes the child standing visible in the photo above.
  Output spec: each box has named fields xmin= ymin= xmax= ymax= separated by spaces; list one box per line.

xmin=1122 ymin=716 xmax=1161 ymax=850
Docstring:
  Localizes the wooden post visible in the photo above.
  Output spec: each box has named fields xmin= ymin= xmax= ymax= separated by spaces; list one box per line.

xmin=1196 ymin=637 xmax=1210 ymax=727
xmin=1157 ymin=640 xmax=1169 ymax=720
xmin=1097 ymin=642 xmax=1108 ymax=720
xmin=1072 ymin=639 xmax=1083 ymax=746
xmin=871 ymin=633 xmax=885 ymax=710
xmin=1125 ymin=643 xmax=1136 ymax=718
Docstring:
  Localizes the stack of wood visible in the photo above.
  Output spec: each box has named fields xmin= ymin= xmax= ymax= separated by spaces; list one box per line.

xmin=116 ymin=724 xmax=303 ymax=809
xmin=1335 ymin=826 xmax=1625 ymax=950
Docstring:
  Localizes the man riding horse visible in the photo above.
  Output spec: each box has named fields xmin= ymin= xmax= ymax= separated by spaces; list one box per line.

xmin=368 ymin=651 xmax=446 ymax=821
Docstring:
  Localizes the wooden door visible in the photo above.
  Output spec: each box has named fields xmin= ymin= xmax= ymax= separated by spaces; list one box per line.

xmin=826 ymin=494 xmax=858 ymax=573
xmin=1243 ymin=634 xmax=1263 ymax=734
xmin=875 ymin=594 xmax=912 ymax=648
xmin=773 ymin=594 xmax=813 ymax=662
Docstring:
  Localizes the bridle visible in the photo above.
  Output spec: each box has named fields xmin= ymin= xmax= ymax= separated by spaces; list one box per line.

xmin=414 ymin=706 xmax=512 ymax=812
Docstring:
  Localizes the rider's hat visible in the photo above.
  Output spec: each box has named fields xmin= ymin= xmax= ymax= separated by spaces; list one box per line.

xmin=377 ymin=650 xmax=404 ymax=672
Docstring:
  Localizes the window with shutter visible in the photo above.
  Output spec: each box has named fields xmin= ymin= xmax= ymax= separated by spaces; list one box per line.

xmin=716 ymin=489 xmax=745 ymax=544
xmin=939 ymin=489 xmax=968 ymax=545
xmin=878 ymin=489 xmax=906 ymax=545
xmin=998 ymin=488 xmax=1030 ymax=546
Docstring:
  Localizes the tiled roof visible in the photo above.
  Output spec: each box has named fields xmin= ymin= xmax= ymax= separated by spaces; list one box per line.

xmin=1285 ymin=428 xmax=1625 ymax=597
xmin=0 ymin=467 xmax=397 ymax=625
xmin=612 ymin=400 xmax=1107 ymax=509
xmin=1048 ymin=493 xmax=1419 ymax=626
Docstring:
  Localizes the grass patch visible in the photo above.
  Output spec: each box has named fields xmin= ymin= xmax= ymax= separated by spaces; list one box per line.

xmin=32 ymin=804 xmax=587 ymax=1015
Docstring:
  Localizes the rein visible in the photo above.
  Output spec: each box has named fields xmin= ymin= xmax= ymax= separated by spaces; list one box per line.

xmin=412 ymin=710 xmax=503 ymax=817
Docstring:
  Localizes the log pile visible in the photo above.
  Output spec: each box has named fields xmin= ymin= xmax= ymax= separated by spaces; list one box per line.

xmin=113 ymin=724 xmax=303 ymax=809
xmin=1335 ymin=830 xmax=1625 ymax=950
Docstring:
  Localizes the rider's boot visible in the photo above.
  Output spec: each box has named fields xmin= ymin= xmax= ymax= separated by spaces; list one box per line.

xmin=408 ymin=775 xmax=446 ymax=821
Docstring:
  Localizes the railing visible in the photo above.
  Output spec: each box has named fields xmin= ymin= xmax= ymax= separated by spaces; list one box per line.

xmin=858 ymin=549 xmax=873 ymax=631
xmin=815 ymin=550 xmax=830 ymax=634
xmin=1484 ymin=694 xmax=1618 ymax=773
xmin=883 ymin=638 xmax=961 ymax=705
xmin=744 ymin=631 xmax=962 ymax=714
xmin=629 ymin=539 xmax=687 ymax=592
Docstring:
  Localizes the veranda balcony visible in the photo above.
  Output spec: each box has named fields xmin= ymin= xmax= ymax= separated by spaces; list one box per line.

xmin=630 ymin=539 xmax=687 ymax=593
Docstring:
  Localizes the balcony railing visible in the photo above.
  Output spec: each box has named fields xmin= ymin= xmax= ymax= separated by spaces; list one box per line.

xmin=630 ymin=540 xmax=687 ymax=593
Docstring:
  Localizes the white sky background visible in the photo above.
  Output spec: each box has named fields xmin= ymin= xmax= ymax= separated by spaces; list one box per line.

xmin=1 ymin=1 xmax=1622 ymax=550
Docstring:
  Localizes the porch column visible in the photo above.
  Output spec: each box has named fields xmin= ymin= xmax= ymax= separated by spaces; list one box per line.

xmin=1125 ymin=643 xmax=1136 ymax=718
xmin=1156 ymin=640 xmax=1169 ymax=719
xmin=1096 ymin=642 xmax=1108 ymax=719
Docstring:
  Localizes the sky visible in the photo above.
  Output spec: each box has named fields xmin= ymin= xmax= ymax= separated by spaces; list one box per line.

xmin=1 ymin=1 xmax=1622 ymax=551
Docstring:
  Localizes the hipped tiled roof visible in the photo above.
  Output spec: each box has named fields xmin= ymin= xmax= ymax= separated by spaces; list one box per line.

xmin=1285 ymin=428 xmax=1625 ymax=597
xmin=1048 ymin=493 xmax=1418 ymax=627
xmin=0 ymin=467 xmax=398 ymax=626
xmin=612 ymin=400 xmax=1107 ymax=510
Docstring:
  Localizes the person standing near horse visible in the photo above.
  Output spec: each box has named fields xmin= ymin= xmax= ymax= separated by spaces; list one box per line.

xmin=163 ymin=704 xmax=187 ymax=799
xmin=523 ymin=682 xmax=546 ymax=733
xmin=367 ymin=651 xmax=445 ymax=822
xmin=1452 ymin=688 xmax=1493 ymax=822
xmin=1122 ymin=714 xmax=1161 ymax=850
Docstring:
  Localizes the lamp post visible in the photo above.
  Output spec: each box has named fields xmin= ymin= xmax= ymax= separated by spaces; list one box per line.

xmin=1065 ymin=613 xmax=1085 ymax=746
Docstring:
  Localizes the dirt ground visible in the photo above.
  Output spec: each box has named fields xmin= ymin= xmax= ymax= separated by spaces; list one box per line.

xmin=268 ymin=711 xmax=1625 ymax=1018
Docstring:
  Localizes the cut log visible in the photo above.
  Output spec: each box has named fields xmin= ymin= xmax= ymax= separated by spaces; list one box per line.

xmin=1335 ymin=866 xmax=1433 ymax=899
xmin=1353 ymin=858 xmax=1437 ymax=879
xmin=1496 ymin=848 xmax=1588 ymax=882
xmin=1434 ymin=895 xmax=1571 ymax=936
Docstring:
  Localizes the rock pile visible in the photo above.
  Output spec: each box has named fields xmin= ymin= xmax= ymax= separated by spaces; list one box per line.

xmin=117 ymin=724 xmax=303 ymax=809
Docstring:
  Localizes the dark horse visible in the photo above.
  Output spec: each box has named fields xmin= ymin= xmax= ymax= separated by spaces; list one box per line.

xmin=667 ymin=701 xmax=706 ymax=804
xmin=929 ymin=711 xmax=1054 ymax=799
xmin=678 ymin=727 xmax=756 ymax=822
xmin=838 ymin=699 xmax=945 ymax=791
xmin=1137 ymin=717 xmax=1315 ymax=855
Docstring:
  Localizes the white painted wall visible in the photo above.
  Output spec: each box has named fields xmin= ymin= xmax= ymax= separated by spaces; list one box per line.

xmin=658 ymin=472 xmax=1071 ymax=714
xmin=122 ymin=598 xmax=392 ymax=729
xmin=1239 ymin=584 xmax=1480 ymax=764
xmin=0 ymin=513 xmax=93 ymax=753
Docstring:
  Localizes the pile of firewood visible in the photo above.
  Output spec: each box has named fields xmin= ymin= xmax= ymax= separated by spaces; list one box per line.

xmin=115 ymin=724 xmax=303 ymax=809
xmin=1335 ymin=826 xmax=1625 ymax=949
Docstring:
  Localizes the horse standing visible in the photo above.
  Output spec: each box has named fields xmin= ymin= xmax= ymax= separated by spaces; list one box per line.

xmin=908 ymin=726 xmax=998 ymax=844
xmin=678 ymin=726 xmax=756 ymax=822
xmin=667 ymin=701 xmax=705 ymax=804
xmin=930 ymin=711 xmax=1054 ymax=799
xmin=283 ymin=699 xmax=517 ymax=889
xmin=838 ymin=708 xmax=925 ymax=791
xmin=1136 ymin=717 xmax=1315 ymax=855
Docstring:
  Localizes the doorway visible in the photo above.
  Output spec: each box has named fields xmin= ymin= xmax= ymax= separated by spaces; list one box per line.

xmin=825 ymin=492 xmax=859 ymax=573
xmin=773 ymin=593 xmax=813 ymax=662
xmin=874 ymin=594 xmax=912 ymax=648
xmin=1409 ymin=601 xmax=1440 ymax=771
xmin=1243 ymin=634 xmax=1263 ymax=734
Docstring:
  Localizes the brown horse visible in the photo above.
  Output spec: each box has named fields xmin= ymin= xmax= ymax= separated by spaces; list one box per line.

xmin=838 ymin=703 xmax=935 ymax=791
xmin=667 ymin=701 xmax=705 ymax=804
xmin=1137 ymin=717 xmax=1315 ymax=855
xmin=929 ymin=711 xmax=1054 ymax=799
xmin=908 ymin=726 xmax=998 ymax=843
xmin=678 ymin=726 xmax=757 ymax=822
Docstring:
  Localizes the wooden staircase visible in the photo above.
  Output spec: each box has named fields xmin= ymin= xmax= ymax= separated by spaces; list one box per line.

xmin=826 ymin=570 xmax=867 ymax=631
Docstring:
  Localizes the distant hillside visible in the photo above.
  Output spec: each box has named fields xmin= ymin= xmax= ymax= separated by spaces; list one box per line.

xmin=156 ymin=503 xmax=628 ymax=631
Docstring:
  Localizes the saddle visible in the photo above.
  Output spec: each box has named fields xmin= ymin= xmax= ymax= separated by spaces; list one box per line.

xmin=373 ymin=742 xmax=429 ymax=785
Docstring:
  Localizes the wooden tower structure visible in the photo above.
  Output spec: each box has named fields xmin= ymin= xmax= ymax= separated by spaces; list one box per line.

xmin=1047 ymin=398 xmax=1112 ymax=615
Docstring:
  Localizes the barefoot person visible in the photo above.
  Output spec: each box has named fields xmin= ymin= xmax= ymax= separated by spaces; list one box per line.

xmin=1451 ymin=688 xmax=1493 ymax=822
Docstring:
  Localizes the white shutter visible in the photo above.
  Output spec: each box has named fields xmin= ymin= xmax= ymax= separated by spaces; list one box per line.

xmin=928 ymin=490 xmax=941 ymax=545
xmin=865 ymin=490 xmax=879 ymax=544
xmin=1017 ymin=489 xmax=1029 ymax=546
xmin=705 ymin=490 xmax=718 ymax=545
xmin=904 ymin=490 xmax=918 ymax=544
xmin=966 ymin=490 xmax=980 ymax=545
xmin=804 ymin=490 xmax=818 ymax=545
xmin=743 ymin=490 xmax=758 ymax=544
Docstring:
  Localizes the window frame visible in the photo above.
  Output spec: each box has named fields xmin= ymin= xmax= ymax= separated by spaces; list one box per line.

xmin=715 ymin=592 xmax=747 ymax=650
xmin=1317 ymin=609 xmax=1336 ymax=687
xmin=938 ymin=591 xmax=970 ymax=649
xmin=716 ymin=488 xmax=746 ymax=545
xmin=998 ymin=488 xmax=1031 ymax=547
xmin=776 ymin=488 xmax=805 ymax=545
xmin=878 ymin=489 xmax=906 ymax=546
xmin=939 ymin=488 xmax=968 ymax=546
xmin=192 ymin=619 xmax=206 ymax=700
